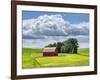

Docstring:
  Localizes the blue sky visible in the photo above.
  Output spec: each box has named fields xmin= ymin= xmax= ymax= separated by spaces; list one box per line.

xmin=22 ymin=11 xmax=89 ymax=24
xmin=22 ymin=10 xmax=90 ymax=48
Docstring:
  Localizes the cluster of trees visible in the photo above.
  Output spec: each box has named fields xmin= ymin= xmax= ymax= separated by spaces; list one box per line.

xmin=45 ymin=38 xmax=79 ymax=54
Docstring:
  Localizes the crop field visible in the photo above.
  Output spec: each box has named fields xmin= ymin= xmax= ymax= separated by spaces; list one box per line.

xmin=22 ymin=48 xmax=89 ymax=69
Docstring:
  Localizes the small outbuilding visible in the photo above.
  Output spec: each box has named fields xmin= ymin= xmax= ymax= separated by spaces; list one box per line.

xmin=43 ymin=47 xmax=58 ymax=56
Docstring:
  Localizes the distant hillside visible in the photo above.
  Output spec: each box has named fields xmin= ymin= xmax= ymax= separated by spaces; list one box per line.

xmin=23 ymin=48 xmax=42 ymax=53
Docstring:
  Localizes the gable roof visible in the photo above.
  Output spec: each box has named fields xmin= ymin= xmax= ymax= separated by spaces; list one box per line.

xmin=43 ymin=47 xmax=56 ymax=52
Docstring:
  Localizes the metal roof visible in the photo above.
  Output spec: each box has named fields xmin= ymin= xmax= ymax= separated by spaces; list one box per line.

xmin=43 ymin=47 xmax=56 ymax=52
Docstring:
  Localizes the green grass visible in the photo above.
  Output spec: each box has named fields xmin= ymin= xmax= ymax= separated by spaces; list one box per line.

xmin=22 ymin=48 xmax=89 ymax=69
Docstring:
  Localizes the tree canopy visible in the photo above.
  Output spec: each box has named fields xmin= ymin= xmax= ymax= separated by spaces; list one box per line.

xmin=45 ymin=38 xmax=79 ymax=54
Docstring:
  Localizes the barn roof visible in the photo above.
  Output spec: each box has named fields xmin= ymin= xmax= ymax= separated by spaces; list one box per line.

xmin=43 ymin=47 xmax=56 ymax=52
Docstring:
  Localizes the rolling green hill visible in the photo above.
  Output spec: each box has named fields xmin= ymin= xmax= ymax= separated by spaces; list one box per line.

xmin=22 ymin=48 xmax=89 ymax=68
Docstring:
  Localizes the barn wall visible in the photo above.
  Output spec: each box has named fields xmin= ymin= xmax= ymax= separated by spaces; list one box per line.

xmin=43 ymin=52 xmax=58 ymax=56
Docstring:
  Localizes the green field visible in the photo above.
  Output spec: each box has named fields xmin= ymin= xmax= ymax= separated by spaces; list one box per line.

xmin=22 ymin=48 xmax=89 ymax=69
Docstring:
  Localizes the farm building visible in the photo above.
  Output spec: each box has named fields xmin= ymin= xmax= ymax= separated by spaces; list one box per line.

xmin=43 ymin=47 xmax=58 ymax=56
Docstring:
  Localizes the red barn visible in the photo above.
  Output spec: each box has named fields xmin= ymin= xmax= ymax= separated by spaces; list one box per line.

xmin=43 ymin=47 xmax=58 ymax=56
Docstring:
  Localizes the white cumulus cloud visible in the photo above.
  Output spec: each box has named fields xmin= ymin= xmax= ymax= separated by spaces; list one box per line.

xmin=23 ymin=14 xmax=71 ymax=39
xmin=22 ymin=14 xmax=89 ymax=48
xmin=23 ymin=14 xmax=89 ymax=39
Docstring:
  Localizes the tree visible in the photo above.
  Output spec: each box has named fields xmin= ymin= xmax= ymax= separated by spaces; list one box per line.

xmin=61 ymin=45 xmax=68 ymax=53
xmin=63 ymin=38 xmax=79 ymax=53
xmin=45 ymin=43 xmax=57 ymax=47
xmin=45 ymin=38 xmax=79 ymax=54
xmin=45 ymin=42 xmax=63 ymax=53
xmin=56 ymin=42 xmax=63 ymax=53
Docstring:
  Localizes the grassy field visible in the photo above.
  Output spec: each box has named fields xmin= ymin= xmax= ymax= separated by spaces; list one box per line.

xmin=22 ymin=48 xmax=89 ymax=69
